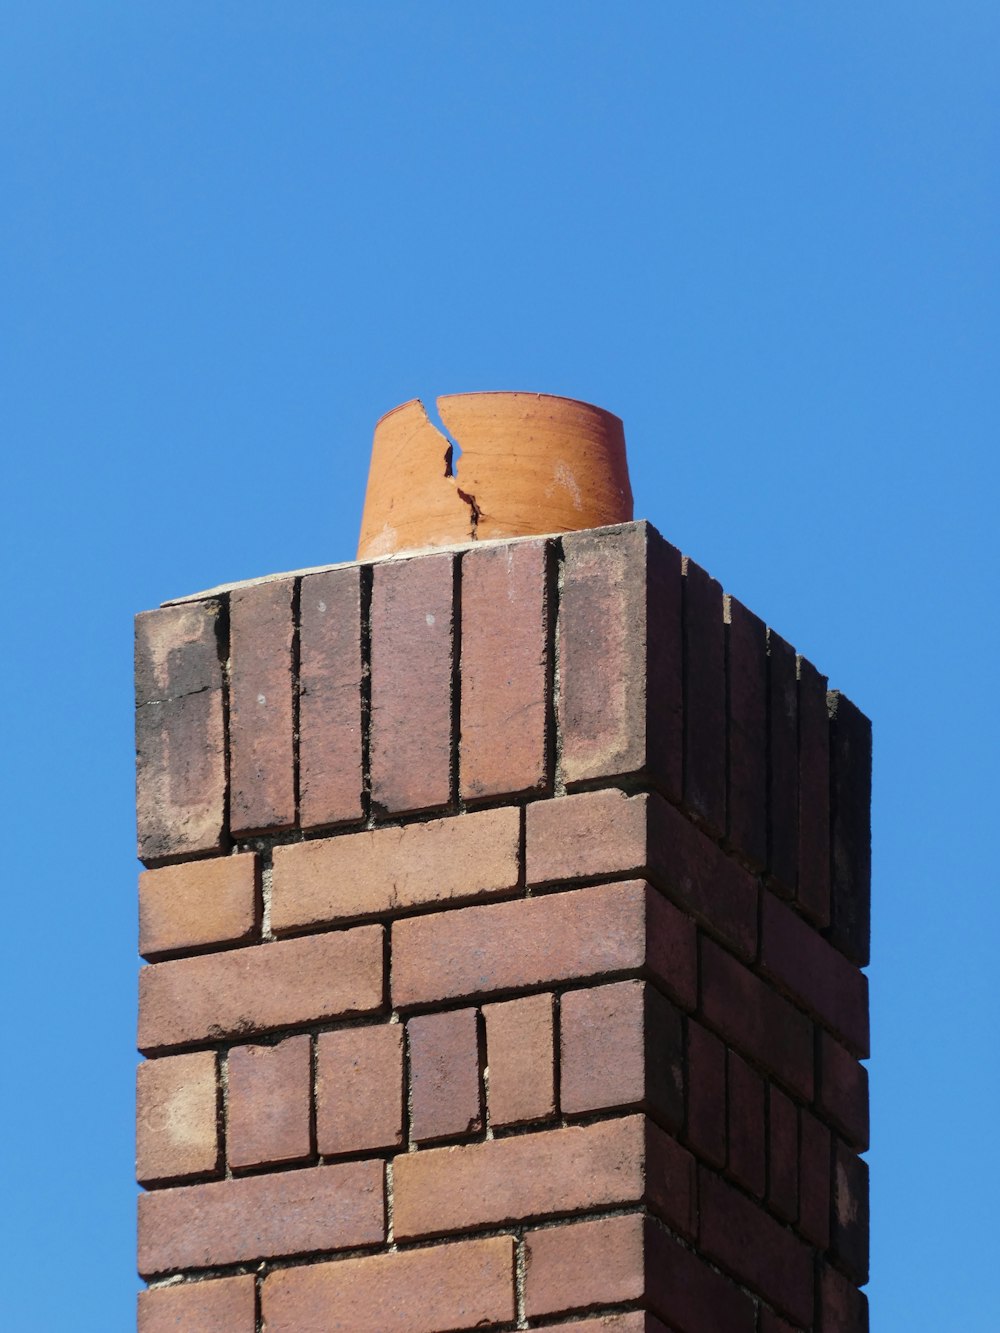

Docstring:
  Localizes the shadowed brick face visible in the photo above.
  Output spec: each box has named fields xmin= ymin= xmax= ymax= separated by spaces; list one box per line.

xmin=135 ymin=520 xmax=870 ymax=1329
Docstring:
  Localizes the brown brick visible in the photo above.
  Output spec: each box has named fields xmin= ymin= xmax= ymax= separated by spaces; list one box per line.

xmin=483 ymin=993 xmax=555 ymax=1126
xmin=229 ymin=579 xmax=296 ymax=835
xmin=392 ymin=880 xmax=695 ymax=1012
xmin=139 ymin=853 xmax=259 ymax=959
xmin=767 ymin=1084 xmax=799 ymax=1224
xmin=760 ymin=1312 xmax=801 ymax=1333
xmin=559 ymin=524 xmax=683 ymax=800
xmin=685 ymin=1019 xmax=726 ymax=1167
xmin=139 ymin=926 xmax=384 ymax=1052
xmin=818 ymin=1032 xmax=869 ymax=1150
xmin=725 ymin=596 xmax=767 ymax=871
xmin=393 ymin=1114 xmax=694 ymax=1241
xmin=298 ymin=566 xmax=364 ymax=828
xmin=136 ymin=601 xmax=226 ymax=863
xmin=683 ymin=558 xmax=726 ymax=837
xmin=460 ymin=539 xmax=549 ymax=799
xmin=136 ymin=1051 xmax=220 ymax=1185
xmin=727 ymin=1049 xmax=765 ymax=1197
xmin=766 ymin=630 xmax=799 ymax=897
xmin=645 ymin=1219 xmax=757 ymax=1333
xmin=316 ymin=1023 xmax=403 ymax=1156
xmin=761 ymin=890 xmax=869 ymax=1056
xmin=700 ymin=938 xmax=814 ymax=1100
xmin=699 ymin=1167 xmax=814 ymax=1326
xmin=533 ymin=1318 xmax=665 ymax=1333
xmin=831 ymin=1142 xmax=869 ymax=1285
xmin=408 ymin=1008 xmax=482 ymax=1144
xmin=524 ymin=1213 xmax=644 ymax=1316
xmin=828 ymin=692 xmax=872 ymax=966
xmin=262 ymin=1235 xmax=515 ymax=1333
xmin=370 ymin=553 xmax=454 ymax=815
xmin=797 ymin=655 xmax=831 ymax=925
xmin=138 ymin=1159 xmax=383 ymax=1275
xmin=227 ymin=1034 xmax=311 ymax=1170
xmin=138 ymin=1275 xmax=256 ymax=1332
xmin=799 ymin=1108 xmax=831 ymax=1248
xmin=560 ymin=980 xmax=684 ymax=1130
xmin=819 ymin=1262 xmax=869 ymax=1332
xmin=271 ymin=806 xmax=520 ymax=934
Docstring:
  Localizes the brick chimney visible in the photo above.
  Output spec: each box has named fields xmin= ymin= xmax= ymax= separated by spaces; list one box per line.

xmin=135 ymin=398 xmax=870 ymax=1332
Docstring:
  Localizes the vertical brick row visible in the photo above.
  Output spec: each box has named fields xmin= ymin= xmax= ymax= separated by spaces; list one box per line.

xmin=797 ymin=654 xmax=831 ymax=925
xmin=725 ymin=595 xmax=768 ymax=871
xmin=682 ymin=558 xmax=726 ymax=837
xmin=828 ymin=691 xmax=873 ymax=966
xmin=767 ymin=628 xmax=799 ymax=897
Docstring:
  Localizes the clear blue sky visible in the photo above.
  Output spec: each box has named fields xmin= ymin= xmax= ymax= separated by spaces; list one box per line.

xmin=2 ymin=3 xmax=997 ymax=1328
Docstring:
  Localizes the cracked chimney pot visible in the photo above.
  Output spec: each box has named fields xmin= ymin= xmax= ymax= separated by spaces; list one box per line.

xmin=356 ymin=392 xmax=633 ymax=560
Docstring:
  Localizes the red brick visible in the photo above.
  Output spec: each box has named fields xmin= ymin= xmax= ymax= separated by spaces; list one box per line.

xmin=533 ymin=1318 xmax=665 ymax=1333
xmin=683 ymin=558 xmax=726 ymax=837
xmin=767 ymin=629 xmax=799 ymax=896
xmin=799 ymin=1108 xmax=831 ymax=1248
xmin=818 ymin=1032 xmax=869 ymax=1150
xmin=316 ymin=1023 xmax=403 ymax=1156
xmin=408 ymin=1008 xmax=482 ymax=1144
xmin=725 ymin=596 xmax=767 ymax=871
xmin=392 ymin=880 xmax=695 ymax=1011
xmin=139 ymin=853 xmax=259 ymax=959
xmin=393 ymin=1114 xmax=694 ymax=1241
xmin=138 ymin=926 xmax=384 ymax=1052
xmin=560 ymin=980 xmax=684 ymax=1130
xmin=685 ymin=1019 xmax=726 ymax=1167
xmin=138 ymin=1159 xmax=383 ymax=1274
xmin=700 ymin=938 xmax=814 ymax=1100
xmin=136 ymin=601 xmax=226 ymax=863
xmin=483 ymin=993 xmax=555 ymax=1126
xmin=136 ymin=1051 xmax=219 ymax=1185
xmin=262 ymin=1235 xmax=515 ymax=1333
xmin=229 ymin=579 xmax=296 ymax=835
xmin=370 ymin=553 xmax=454 ymax=815
xmin=138 ymin=1275 xmax=256 ymax=1332
xmin=460 ymin=539 xmax=550 ymax=799
xmin=271 ymin=806 xmax=520 ymax=934
xmin=831 ymin=1142 xmax=869 ymax=1285
xmin=645 ymin=1219 xmax=757 ymax=1333
xmin=797 ymin=655 xmax=831 ymax=926
xmin=761 ymin=890 xmax=869 ymax=1056
xmin=819 ymin=1262 xmax=869 ymax=1332
xmin=524 ymin=1213 xmax=644 ymax=1316
xmin=727 ymin=1049 xmax=765 ymax=1197
xmin=767 ymin=1084 xmax=799 ymax=1224
xmin=828 ymin=692 xmax=872 ymax=966
xmin=699 ymin=1167 xmax=814 ymax=1326
xmin=227 ymin=1034 xmax=311 ymax=1170
xmin=298 ymin=566 xmax=364 ymax=828
xmin=559 ymin=524 xmax=683 ymax=800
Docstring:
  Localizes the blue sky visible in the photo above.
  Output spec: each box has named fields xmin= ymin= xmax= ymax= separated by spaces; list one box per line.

xmin=2 ymin=3 xmax=997 ymax=1327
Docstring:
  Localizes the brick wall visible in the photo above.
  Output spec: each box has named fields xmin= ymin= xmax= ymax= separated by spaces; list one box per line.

xmin=135 ymin=521 xmax=870 ymax=1332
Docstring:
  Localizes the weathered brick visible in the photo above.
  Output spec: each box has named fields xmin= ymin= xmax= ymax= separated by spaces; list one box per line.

xmin=818 ymin=1032 xmax=869 ymax=1150
xmin=136 ymin=1051 xmax=220 ymax=1185
xmin=799 ymin=1108 xmax=831 ymax=1248
xmin=767 ymin=629 xmax=799 ymax=897
xmin=298 ymin=566 xmax=364 ymax=828
xmin=262 ymin=1235 xmax=515 ymax=1333
xmin=797 ymin=655 xmax=831 ymax=925
xmin=229 ymin=579 xmax=296 ymax=835
xmin=819 ymin=1262 xmax=869 ymax=1332
xmin=137 ymin=1275 xmax=256 ymax=1332
xmin=828 ymin=692 xmax=872 ymax=966
xmin=316 ymin=1023 xmax=404 ymax=1156
xmin=139 ymin=926 xmax=384 ymax=1052
xmin=685 ymin=1019 xmax=726 ymax=1167
xmin=532 ymin=1318 xmax=666 ymax=1333
xmin=559 ymin=524 xmax=683 ymax=799
xmin=139 ymin=853 xmax=259 ymax=959
xmin=392 ymin=880 xmax=695 ymax=1012
xmin=227 ymin=1034 xmax=311 ymax=1170
xmin=408 ymin=1008 xmax=482 ymax=1144
xmin=831 ymin=1142 xmax=869 ymax=1285
xmin=138 ymin=1159 xmax=383 ymax=1274
xmin=645 ymin=1219 xmax=757 ymax=1333
xmin=370 ymin=553 xmax=454 ymax=815
xmin=767 ymin=1084 xmax=799 ymax=1224
xmin=700 ymin=938 xmax=814 ymax=1100
xmin=136 ymin=601 xmax=226 ymax=863
xmin=560 ymin=980 xmax=684 ymax=1130
xmin=725 ymin=595 xmax=767 ymax=871
xmin=271 ymin=806 xmax=520 ymax=934
xmin=483 ymin=993 xmax=555 ymax=1127
xmin=524 ymin=1213 xmax=644 ymax=1316
xmin=760 ymin=1312 xmax=801 ymax=1333
xmin=699 ymin=1167 xmax=814 ymax=1326
xmin=683 ymin=558 xmax=726 ymax=837
xmin=460 ymin=539 xmax=549 ymax=799
xmin=727 ymin=1049 xmax=765 ymax=1197
xmin=761 ymin=891 xmax=869 ymax=1056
